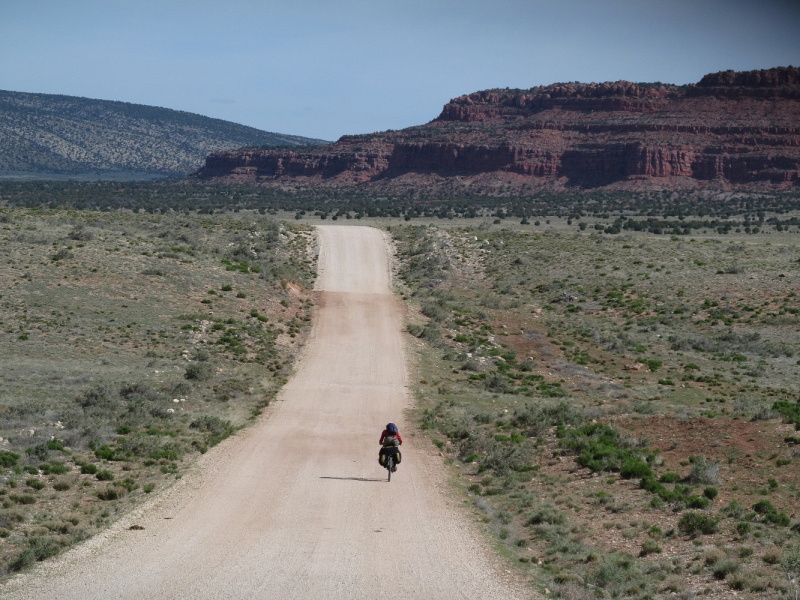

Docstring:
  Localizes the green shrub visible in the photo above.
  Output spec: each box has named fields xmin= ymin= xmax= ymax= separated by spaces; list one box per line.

xmin=558 ymin=423 xmax=657 ymax=475
xmin=80 ymin=464 xmax=98 ymax=475
xmin=119 ymin=477 xmax=137 ymax=492
xmin=659 ymin=472 xmax=680 ymax=483
xmin=722 ymin=500 xmax=746 ymax=519
xmin=648 ymin=525 xmax=663 ymax=539
xmin=712 ymin=559 xmax=739 ymax=580
xmin=190 ymin=415 xmax=233 ymax=442
xmin=8 ymin=536 xmax=61 ymax=571
xmin=553 ymin=572 xmax=583 ymax=584
xmin=10 ymin=494 xmax=36 ymax=505
xmin=735 ymin=522 xmax=751 ymax=536
xmin=704 ymin=486 xmax=718 ymax=500
xmin=39 ymin=462 xmax=68 ymax=475
xmin=8 ymin=547 xmax=35 ymax=572
xmin=525 ymin=507 xmax=566 ymax=526
xmin=45 ymin=440 xmax=65 ymax=452
xmin=761 ymin=547 xmax=781 ymax=565
xmin=94 ymin=445 xmax=124 ymax=461
xmin=590 ymin=553 xmax=643 ymax=594
xmin=51 ymin=248 xmax=74 ymax=261
xmin=26 ymin=479 xmax=45 ymax=490
xmin=751 ymin=499 xmax=790 ymax=526
xmin=781 ymin=545 xmax=800 ymax=575
xmin=687 ymin=495 xmax=711 ymax=509
xmin=27 ymin=444 xmax=50 ymax=462
xmin=185 ymin=362 xmax=214 ymax=381
xmin=645 ymin=359 xmax=662 ymax=371
xmin=147 ymin=444 xmax=181 ymax=461
xmin=97 ymin=488 xmax=119 ymax=501
xmin=765 ymin=511 xmax=790 ymax=526
xmin=220 ymin=284 xmax=233 ymax=292
xmin=678 ymin=511 xmax=719 ymax=536
xmin=620 ymin=458 xmax=653 ymax=479
xmin=640 ymin=476 xmax=697 ymax=505
xmin=406 ymin=323 xmax=424 ymax=337
xmin=772 ymin=399 xmax=800 ymax=428
xmin=640 ymin=539 xmax=662 ymax=556
xmin=728 ymin=575 xmax=747 ymax=591
xmin=77 ymin=384 xmax=115 ymax=408
xmin=96 ymin=470 xmax=114 ymax=481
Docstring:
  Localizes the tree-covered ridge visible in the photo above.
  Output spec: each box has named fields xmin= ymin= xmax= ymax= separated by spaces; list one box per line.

xmin=0 ymin=90 xmax=328 ymax=178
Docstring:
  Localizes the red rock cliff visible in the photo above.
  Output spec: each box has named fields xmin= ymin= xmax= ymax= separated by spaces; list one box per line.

xmin=194 ymin=67 xmax=800 ymax=190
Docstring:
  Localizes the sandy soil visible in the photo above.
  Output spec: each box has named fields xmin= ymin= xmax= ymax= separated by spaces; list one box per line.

xmin=4 ymin=226 xmax=527 ymax=599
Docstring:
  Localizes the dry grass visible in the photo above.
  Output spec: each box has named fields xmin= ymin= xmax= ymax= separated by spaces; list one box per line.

xmin=392 ymin=215 xmax=800 ymax=599
xmin=0 ymin=207 xmax=317 ymax=575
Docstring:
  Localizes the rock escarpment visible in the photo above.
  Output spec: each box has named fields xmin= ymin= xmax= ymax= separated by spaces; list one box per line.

xmin=195 ymin=67 xmax=800 ymax=190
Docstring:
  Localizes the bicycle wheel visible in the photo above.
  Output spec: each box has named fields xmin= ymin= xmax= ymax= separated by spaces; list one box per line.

xmin=387 ymin=456 xmax=393 ymax=482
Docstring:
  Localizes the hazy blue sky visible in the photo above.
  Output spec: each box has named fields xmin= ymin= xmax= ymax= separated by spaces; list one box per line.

xmin=1 ymin=0 xmax=798 ymax=141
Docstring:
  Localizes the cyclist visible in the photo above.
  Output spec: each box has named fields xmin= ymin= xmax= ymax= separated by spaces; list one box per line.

xmin=378 ymin=423 xmax=402 ymax=471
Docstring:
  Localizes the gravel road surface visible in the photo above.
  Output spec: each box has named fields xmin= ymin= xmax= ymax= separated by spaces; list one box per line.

xmin=4 ymin=226 xmax=528 ymax=599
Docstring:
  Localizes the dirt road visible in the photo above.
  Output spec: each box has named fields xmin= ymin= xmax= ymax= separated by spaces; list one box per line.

xmin=5 ymin=226 xmax=526 ymax=599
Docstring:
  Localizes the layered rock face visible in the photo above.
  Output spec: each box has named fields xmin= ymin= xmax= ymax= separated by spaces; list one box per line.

xmin=195 ymin=67 xmax=800 ymax=189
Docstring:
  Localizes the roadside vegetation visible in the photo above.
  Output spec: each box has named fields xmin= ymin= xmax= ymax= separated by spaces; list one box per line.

xmin=2 ymin=182 xmax=800 ymax=596
xmin=0 ymin=207 xmax=316 ymax=576
xmin=3 ymin=180 xmax=800 ymax=225
xmin=391 ymin=212 xmax=800 ymax=599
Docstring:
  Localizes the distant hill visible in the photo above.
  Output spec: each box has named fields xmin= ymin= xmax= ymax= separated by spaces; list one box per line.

xmin=0 ymin=90 xmax=328 ymax=179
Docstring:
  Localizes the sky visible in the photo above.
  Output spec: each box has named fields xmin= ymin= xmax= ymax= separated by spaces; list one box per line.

xmin=1 ymin=0 xmax=799 ymax=141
